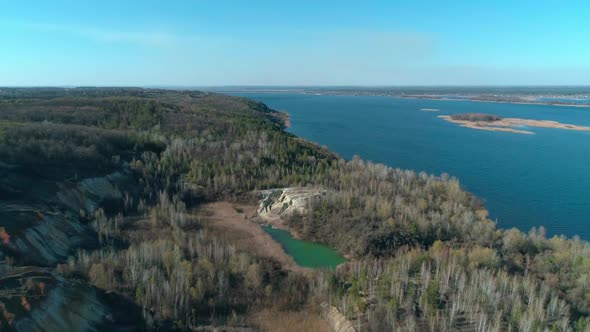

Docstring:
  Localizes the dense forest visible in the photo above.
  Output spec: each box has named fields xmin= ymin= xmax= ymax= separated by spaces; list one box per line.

xmin=0 ymin=88 xmax=589 ymax=331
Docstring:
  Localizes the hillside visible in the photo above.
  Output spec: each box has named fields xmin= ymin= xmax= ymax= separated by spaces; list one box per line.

xmin=0 ymin=88 xmax=589 ymax=331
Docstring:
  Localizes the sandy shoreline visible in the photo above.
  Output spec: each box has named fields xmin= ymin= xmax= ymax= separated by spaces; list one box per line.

xmin=439 ymin=115 xmax=590 ymax=135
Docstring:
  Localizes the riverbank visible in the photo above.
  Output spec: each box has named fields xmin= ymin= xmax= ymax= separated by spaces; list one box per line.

xmin=439 ymin=114 xmax=590 ymax=134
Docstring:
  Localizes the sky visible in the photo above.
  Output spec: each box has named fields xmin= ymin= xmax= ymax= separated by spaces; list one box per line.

xmin=1 ymin=0 xmax=590 ymax=86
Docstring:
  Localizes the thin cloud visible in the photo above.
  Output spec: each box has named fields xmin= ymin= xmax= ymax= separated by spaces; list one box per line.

xmin=7 ymin=21 xmax=198 ymax=48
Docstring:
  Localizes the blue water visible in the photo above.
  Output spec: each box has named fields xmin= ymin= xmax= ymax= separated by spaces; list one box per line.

xmin=231 ymin=92 xmax=590 ymax=240
xmin=537 ymin=97 xmax=590 ymax=104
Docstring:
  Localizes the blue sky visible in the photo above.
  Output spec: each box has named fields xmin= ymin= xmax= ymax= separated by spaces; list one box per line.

xmin=1 ymin=0 xmax=589 ymax=86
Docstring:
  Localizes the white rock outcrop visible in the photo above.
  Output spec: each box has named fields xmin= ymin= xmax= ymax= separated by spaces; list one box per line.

xmin=258 ymin=187 xmax=326 ymax=220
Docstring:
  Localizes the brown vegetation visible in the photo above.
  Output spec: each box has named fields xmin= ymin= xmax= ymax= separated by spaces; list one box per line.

xmin=450 ymin=113 xmax=503 ymax=122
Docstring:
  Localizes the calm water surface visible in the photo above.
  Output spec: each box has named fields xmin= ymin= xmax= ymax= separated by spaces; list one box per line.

xmin=261 ymin=225 xmax=346 ymax=269
xmin=232 ymin=93 xmax=590 ymax=240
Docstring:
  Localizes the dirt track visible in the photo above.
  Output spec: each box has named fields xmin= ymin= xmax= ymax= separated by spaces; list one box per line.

xmin=199 ymin=201 xmax=310 ymax=274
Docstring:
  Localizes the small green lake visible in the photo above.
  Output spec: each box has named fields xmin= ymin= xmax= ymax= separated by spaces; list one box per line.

xmin=261 ymin=225 xmax=346 ymax=269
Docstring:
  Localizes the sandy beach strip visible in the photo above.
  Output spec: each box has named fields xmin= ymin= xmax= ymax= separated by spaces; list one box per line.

xmin=438 ymin=115 xmax=590 ymax=134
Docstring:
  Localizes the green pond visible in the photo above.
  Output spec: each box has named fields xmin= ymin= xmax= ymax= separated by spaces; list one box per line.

xmin=261 ymin=225 xmax=346 ymax=269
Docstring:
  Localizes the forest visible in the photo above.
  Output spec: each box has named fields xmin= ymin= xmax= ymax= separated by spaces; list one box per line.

xmin=0 ymin=88 xmax=589 ymax=331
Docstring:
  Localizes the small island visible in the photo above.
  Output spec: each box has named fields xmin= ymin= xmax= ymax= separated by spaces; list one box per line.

xmin=450 ymin=113 xmax=502 ymax=122
xmin=439 ymin=113 xmax=590 ymax=134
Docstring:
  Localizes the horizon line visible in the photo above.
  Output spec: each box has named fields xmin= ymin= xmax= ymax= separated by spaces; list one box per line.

xmin=2 ymin=84 xmax=590 ymax=89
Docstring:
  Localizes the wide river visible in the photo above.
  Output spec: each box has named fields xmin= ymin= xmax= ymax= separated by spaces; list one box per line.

xmin=230 ymin=92 xmax=590 ymax=240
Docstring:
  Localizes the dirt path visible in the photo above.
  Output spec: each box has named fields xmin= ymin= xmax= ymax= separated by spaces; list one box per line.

xmin=198 ymin=202 xmax=332 ymax=332
xmin=250 ymin=308 xmax=331 ymax=332
xmin=198 ymin=201 xmax=311 ymax=274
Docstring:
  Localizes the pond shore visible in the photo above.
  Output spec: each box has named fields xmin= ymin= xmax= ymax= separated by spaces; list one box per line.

xmin=200 ymin=201 xmax=311 ymax=274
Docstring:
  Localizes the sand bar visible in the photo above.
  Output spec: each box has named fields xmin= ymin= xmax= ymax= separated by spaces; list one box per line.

xmin=439 ymin=115 xmax=590 ymax=135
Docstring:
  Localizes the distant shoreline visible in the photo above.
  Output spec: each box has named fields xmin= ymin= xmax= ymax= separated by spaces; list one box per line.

xmin=398 ymin=95 xmax=590 ymax=108
xmin=222 ymin=88 xmax=590 ymax=109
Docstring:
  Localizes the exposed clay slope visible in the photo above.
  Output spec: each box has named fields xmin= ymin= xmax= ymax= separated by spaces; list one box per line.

xmin=0 ymin=267 xmax=142 ymax=331
xmin=321 ymin=303 xmax=356 ymax=332
xmin=0 ymin=165 xmax=135 ymax=266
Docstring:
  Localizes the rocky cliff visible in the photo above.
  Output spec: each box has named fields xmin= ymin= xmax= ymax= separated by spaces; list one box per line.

xmin=258 ymin=187 xmax=326 ymax=221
